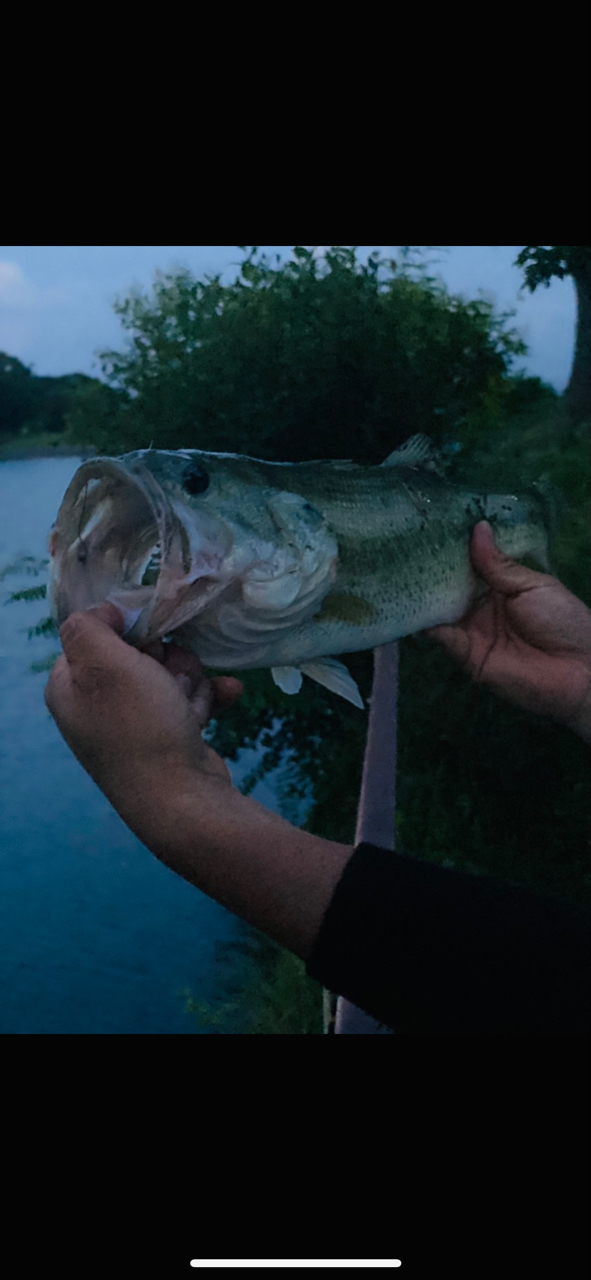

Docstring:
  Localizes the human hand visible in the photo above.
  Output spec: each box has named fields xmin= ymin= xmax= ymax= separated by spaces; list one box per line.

xmin=44 ymin=603 xmax=243 ymax=826
xmin=424 ymin=521 xmax=591 ymax=739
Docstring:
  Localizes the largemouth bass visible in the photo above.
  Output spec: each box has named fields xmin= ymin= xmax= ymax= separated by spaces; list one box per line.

xmin=48 ymin=435 xmax=552 ymax=708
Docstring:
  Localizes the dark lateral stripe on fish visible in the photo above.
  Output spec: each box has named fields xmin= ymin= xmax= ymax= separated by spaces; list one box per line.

xmin=334 ymin=526 xmax=461 ymax=572
xmin=316 ymin=592 xmax=380 ymax=625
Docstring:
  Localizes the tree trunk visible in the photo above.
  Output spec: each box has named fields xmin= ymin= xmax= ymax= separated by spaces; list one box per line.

xmin=565 ymin=272 xmax=591 ymax=422
xmin=331 ymin=642 xmax=399 ymax=1034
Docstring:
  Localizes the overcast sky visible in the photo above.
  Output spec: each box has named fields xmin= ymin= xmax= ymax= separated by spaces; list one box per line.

xmin=0 ymin=246 xmax=577 ymax=392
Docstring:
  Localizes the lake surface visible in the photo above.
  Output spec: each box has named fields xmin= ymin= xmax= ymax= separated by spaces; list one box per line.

xmin=0 ymin=456 xmax=300 ymax=1033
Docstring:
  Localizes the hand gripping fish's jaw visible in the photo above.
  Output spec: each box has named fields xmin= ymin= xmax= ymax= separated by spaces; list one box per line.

xmin=48 ymin=457 xmax=232 ymax=645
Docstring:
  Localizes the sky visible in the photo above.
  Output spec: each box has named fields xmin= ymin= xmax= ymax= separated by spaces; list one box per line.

xmin=0 ymin=246 xmax=577 ymax=391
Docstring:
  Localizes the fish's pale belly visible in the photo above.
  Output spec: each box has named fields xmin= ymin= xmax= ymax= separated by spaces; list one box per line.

xmin=176 ymin=556 xmax=479 ymax=670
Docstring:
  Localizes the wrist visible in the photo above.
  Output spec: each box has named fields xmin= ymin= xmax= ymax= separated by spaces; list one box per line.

xmin=102 ymin=753 xmax=231 ymax=849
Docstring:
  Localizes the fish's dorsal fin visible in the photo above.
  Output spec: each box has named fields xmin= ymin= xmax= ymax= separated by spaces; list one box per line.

xmin=299 ymin=657 xmax=364 ymax=708
xmin=271 ymin=666 xmax=303 ymax=694
xmin=382 ymin=434 xmax=446 ymax=475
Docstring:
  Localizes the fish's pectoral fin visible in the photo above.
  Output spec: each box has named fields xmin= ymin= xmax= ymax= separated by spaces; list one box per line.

xmin=271 ymin=665 xmax=303 ymax=695
xmin=299 ymin=657 xmax=365 ymax=709
xmin=382 ymin=434 xmax=447 ymax=475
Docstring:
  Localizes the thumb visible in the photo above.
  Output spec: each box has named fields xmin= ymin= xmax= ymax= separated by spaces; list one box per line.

xmin=59 ymin=602 xmax=127 ymax=669
xmin=470 ymin=520 xmax=544 ymax=595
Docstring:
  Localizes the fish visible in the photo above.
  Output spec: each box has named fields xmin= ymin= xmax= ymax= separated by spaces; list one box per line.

xmin=48 ymin=435 xmax=553 ymax=709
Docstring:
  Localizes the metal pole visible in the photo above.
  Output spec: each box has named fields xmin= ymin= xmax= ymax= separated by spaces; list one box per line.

xmin=333 ymin=641 xmax=399 ymax=1034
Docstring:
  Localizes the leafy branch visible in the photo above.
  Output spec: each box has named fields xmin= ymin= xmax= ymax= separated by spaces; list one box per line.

xmin=0 ymin=555 xmax=48 ymax=580
xmin=6 ymin=584 xmax=47 ymax=602
xmin=27 ymin=615 xmax=59 ymax=639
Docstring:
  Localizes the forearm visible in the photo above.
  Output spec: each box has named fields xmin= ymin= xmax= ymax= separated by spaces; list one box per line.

xmin=107 ymin=762 xmax=354 ymax=962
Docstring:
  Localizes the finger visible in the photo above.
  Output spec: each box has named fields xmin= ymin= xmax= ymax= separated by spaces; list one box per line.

xmin=59 ymin=604 xmax=132 ymax=674
xmin=188 ymin=677 xmax=214 ymax=729
xmin=161 ymin=644 xmax=205 ymax=689
xmin=186 ymin=675 xmax=243 ymax=729
xmin=142 ymin=639 xmax=167 ymax=663
xmin=211 ymin=676 xmax=243 ymax=712
xmin=469 ymin=521 xmax=546 ymax=595
xmin=44 ymin=653 xmax=70 ymax=716
xmin=174 ymin=673 xmax=193 ymax=698
xmin=85 ymin=601 xmax=126 ymax=633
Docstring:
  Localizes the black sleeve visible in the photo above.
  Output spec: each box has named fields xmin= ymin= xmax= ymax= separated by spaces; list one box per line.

xmin=306 ymin=843 xmax=590 ymax=1033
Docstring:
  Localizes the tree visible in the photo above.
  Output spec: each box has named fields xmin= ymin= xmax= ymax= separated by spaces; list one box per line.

xmin=63 ymin=378 xmax=129 ymax=454
xmin=32 ymin=373 xmax=98 ymax=434
xmin=79 ymin=246 xmax=527 ymax=461
xmin=514 ymin=246 xmax=591 ymax=421
xmin=0 ymin=352 xmax=37 ymax=436
xmin=0 ymin=356 xmax=100 ymax=438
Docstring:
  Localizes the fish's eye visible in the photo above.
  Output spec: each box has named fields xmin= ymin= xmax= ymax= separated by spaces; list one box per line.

xmin=182 ymin=462 xmax=209 ymax=496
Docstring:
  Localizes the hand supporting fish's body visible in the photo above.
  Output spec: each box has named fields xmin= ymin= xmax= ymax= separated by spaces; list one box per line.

xmin=48 ymin=436 xmax=552 ymax=708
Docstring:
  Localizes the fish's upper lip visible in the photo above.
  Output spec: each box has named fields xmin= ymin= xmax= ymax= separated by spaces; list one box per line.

xmin=55 ymin=455 xmax=167 ymax=521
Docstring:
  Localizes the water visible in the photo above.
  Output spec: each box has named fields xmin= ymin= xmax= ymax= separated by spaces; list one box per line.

xmin=0 ymin=456 xmax=302 ymax=1033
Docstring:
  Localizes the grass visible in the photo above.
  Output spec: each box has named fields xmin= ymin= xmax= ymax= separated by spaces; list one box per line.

xmin=182 ymin=928 xmax=324 ymax=1035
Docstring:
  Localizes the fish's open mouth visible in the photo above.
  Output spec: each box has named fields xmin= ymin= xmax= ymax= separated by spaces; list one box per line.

xmin=48 ymin=457 xmax=227 ymax=645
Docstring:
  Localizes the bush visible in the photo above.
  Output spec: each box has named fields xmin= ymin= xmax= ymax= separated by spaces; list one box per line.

xmin=69 ymin=246 xmax=527 ymax=462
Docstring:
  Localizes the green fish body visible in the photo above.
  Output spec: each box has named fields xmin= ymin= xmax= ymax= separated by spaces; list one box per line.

xmin=49 ymin=435 xmax=551 ymax=707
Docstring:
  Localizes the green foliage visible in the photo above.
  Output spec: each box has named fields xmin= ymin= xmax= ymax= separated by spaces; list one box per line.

xmin=514 ymin=247 xmax=590 ymax=423
xmin=6 ymin=584 xmax=47 ymax=602
xmin=395 ymin=638 xmax=590 ymax=903
xmin=0 ymin=353 xmax=37 ymax=435
xmin=181 ymin=990 xmax=240 ymax=1031
xmin=0 ymin=353 xmax=98 ymax=439
xmin=515 ymin=246 xmax=591 ymax=290
xmin=29 ymin=652 xmax=60 ymax=673
xmin=182 ymin=925 xmax=324 ymax=1034
xmin=27 ymin=615 xmax=58 ymax=639
xmin=62 ymin=380 xmax=131 ymax=455
xmin=450 ymin=409 xmax=590 ymax=603
xmin=70 ymin=246 xmax=526 ymax=461
xmin=0 ymin=555 xmax=48 ymax=580
xmin=244 ymin=950 xmax=323 ymax=1034
xmin=500 ymin=372 xmax=558 ymax=415
xmin=1 ymin=559 xmax=53 ymax=632
xmin=205 ymin=652 xmax=371 ymax=845
xmin=1 ymin=557 xmax=58 ymax=670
